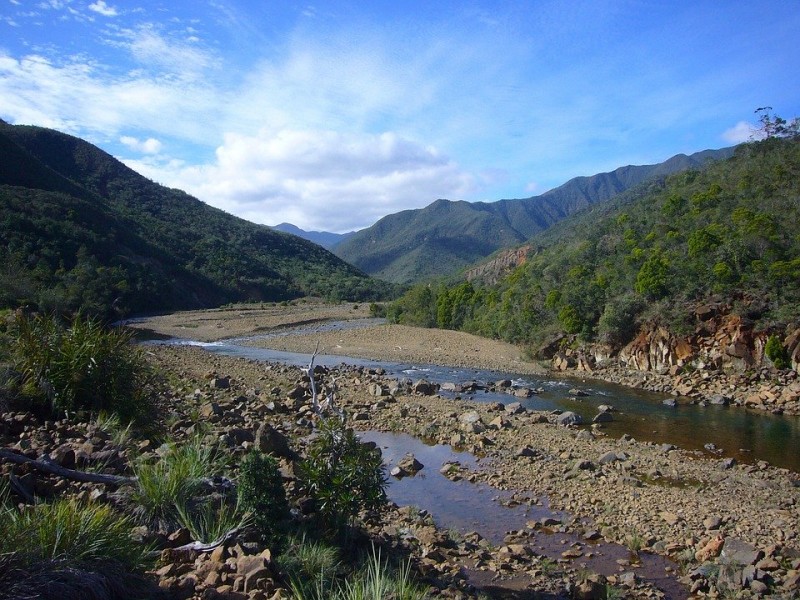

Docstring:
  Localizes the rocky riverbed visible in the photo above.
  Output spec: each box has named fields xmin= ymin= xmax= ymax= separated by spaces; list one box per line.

xmin=4 ymin=304 xmax=799 ymax=599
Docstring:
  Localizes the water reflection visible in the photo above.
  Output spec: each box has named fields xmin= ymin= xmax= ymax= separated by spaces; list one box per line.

xmin=144 ymin=334 xmax=800 ymax=472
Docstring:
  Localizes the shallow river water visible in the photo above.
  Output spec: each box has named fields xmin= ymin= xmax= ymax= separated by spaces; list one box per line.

xmin=149 ymin=328 xmax=800 ymax=472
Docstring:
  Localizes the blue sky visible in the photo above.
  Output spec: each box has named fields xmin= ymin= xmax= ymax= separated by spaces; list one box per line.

xmin=1 ymin=1 xmax=798 ymax=233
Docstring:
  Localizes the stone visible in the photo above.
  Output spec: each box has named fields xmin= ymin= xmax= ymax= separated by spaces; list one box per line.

xmin=708 ymin=394 xmax=730 ymax=405
xmin=211 ymin=377 xmax=230 ymax=389
xmin=396 ymin=454 xmax=423 ymax=475
xmin=592 ymin=412 xmax=613 ymax=424
xmin=255 ymin=423 xmax=294 ymax=458
xmin=695 ymin=535 xmax=724 ymax=562
xmin=721 ymin=538 xmax=763 ymax=567
xmin=663 ymin=398 xmax=678 ymax=407
xmin=597 ymin=451 xmax=620 ymax=465
xmin=703 ymin=516 xmax=723 ymax=530
xmin=568 ymin=388 xmax=589 ymax=397
xmin=489 ymin=415 xmax=510 ymax=430
xmin=516 ymin=445 xmax=538 ymax=458
xmin=514 ymin=387 xmax=532 ymax=398
xmin=412 ymin=379 xmax=437 ymax=395
xmin=505 ymin=402 xmax=526 ymax=414
xmin=556 ymin=411 xmax=582 ymax=426
xmin=659 ymin=511 xmax=682 ymax=526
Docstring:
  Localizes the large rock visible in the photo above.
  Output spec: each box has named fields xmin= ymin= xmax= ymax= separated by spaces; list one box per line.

xmin=256 ymin=423 xmax=295 ymax=458
xmin=412 ymin=379 xmax=438 ymax=395
xmin=557 ymin=411 xmax=582 ymax=426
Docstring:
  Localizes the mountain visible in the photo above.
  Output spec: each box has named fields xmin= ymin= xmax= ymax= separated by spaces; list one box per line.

xmin=271 ymin=223 xmax=357 ymax=250
xmin=389 ymin=137 xmax=800 ymax=354
xmin=0 ymin=121 xmax=393 ymax=318
xmin=333 ymin=148 xmax=735 ymax=284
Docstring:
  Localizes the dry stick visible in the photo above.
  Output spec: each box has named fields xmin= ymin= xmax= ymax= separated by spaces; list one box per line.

xmin=0 ymin=448 xmax=135 ymax=486
xmin=172 ymin=526 xmax=243 ymax=553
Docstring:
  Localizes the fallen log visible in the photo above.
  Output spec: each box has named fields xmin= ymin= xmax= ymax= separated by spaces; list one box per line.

xmin=0 ymin=448 xmax=135 ymax=486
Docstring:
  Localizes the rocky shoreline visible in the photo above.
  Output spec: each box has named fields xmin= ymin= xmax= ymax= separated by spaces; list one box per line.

xmin=5 ymin=305 xmax=792 ymax=598
xmin=154 ymin=344 xmax=800 ymax=598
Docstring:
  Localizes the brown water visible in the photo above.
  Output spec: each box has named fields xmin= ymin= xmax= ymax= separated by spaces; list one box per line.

xmin=361 ymin=431 xmax=688 ymax=600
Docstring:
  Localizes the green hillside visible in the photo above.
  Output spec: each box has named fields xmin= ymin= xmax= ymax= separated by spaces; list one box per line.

xmin=0 ymin=121 xmax=392 ymax=318
xmin=334 ymin=148 xmax=733 ymax=284
xmin=389 ymin=136 xmax=800 ymax=349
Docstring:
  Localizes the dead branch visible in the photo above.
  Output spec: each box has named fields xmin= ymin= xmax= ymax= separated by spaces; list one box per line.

xmin=172 ymin=526 xmax=242 ymax=553
xmin=0 ymin=449 xmax=135 ymax=486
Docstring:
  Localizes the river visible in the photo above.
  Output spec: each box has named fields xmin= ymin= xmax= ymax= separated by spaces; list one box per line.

xmin=147 ymin=330 xmax=800 ymax=472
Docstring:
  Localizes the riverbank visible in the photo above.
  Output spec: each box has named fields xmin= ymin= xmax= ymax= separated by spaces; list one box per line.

xmin=146 ymin=343 xmax=800 ymax=598
xmin=130 ymin=302 xmax=546 ymax=376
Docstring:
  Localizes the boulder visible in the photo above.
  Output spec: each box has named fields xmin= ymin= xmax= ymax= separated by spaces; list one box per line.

xmin=412 ymin=379 xmax=437 ymax=395
xmin=505 ymin=402 xmax=526 ymax=415
xmin=556 ymin=411 xmax=583 ymax=426
xmin=256 ymin=423 xmax=295 ymax=458
xmin=592 ymin=412 xmax=613 ymax=424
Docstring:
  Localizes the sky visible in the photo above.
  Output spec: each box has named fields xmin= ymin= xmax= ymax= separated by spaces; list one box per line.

xmin=1 ymin=1 xmax=799 ymax=233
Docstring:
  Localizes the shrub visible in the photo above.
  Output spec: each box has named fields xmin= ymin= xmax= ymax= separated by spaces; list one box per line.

xmin=237 ymin=451 xmax=290 ymax=552
xmin=287 ymin=545 xmax=427 ymax=600
xmin=597 ymin=295 xmax=642 ymax=348
xmin=11 ymin=312 xmax=151 ymax=420
xmin=297 ymin=418 xmax=387 ymax=533
xmin=765 ymin=334 xmax=790 ymax=369
xmin=131 ymin=436 xmax=220 ymax=525
xmin=0 ymin=496 xmax=149 ymax=570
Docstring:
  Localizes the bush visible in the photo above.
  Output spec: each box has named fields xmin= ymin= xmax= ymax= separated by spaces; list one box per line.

xmin=0 ymin=495 xmax=149 ymax=570
xmin=10 ymin=312 xmax=151 ymax=420
xmin=0 ymin=481 xmax=155 ymax=600
xmin=287 ymin=545 xmax=427 ymax=600
xmin=765 ymin=334 xmax=790 ymax=369
xmin=131 ymin=436 xmax=221 ymax=525
xmin=297 ymin=418 xmax=387 ymax=533
xmin=597 ymin=295 xmax=642 ymax=348
xmin=238 ymin=451 xmax=290 ymax=552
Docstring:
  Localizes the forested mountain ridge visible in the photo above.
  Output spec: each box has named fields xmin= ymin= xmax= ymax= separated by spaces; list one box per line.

xmin=389 ymin=136 xmax=800 ymax=367
xmin=0 ymin=121 xmax=392 ymax=318
xmin=333 ymin=147 xmax=734 ymax=284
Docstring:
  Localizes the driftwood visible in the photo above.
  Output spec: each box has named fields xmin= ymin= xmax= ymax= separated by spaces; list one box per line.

xmin=0 ymin=448 xmax=135 ymax=486
xmin=172 ymin=526 xmax=243 ymax=553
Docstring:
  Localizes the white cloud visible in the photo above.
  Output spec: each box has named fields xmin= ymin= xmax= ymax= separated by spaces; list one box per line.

xmin=722 ymin=121 xmax=757 ymax=144
xmin=104 ymin=24 xmax=218 ymax=83
xmin=123 ymin=128 xmax=476 ymax=233
xmin=88 ymin=1 xmax=117 ymax=17
xmin=120 ymin=135 xmax=162 ymax=154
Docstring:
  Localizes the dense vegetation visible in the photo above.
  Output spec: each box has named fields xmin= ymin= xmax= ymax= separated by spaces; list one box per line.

xmin=389 ymin=134 xmax=800 ymax=352
xmin=0 ymin=120 xmax=394 ymax=319
xmin=334 ymin=148 xmax=733 ymax=284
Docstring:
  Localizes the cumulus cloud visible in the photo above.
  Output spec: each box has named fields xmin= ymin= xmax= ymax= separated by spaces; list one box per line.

xmin=88 ymin=1 xmax=117 ymax=17
xmin=722 ymin=121 xmax=756 ymax=144
xmin=124 ymin=129 xmax=476 ymax=232
xmin=120 ymin=135 xmax=162 ymax=154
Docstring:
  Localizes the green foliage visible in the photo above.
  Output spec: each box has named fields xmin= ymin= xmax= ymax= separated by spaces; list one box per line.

xmin=765 ymin=335 xmax=790 ymax=369
xmin=297 ymin=418 xmax=387 ymax=532
xmin=386 ymin=135 xmax=800 ymax=350
xmin=131 ymin=435 xmax=221 ymax=525
xmin=287 ymin=546 xmax=427 ymax=600
xmin=237 ymin=451 xmax=290 ymax=552
xmin=0 ymin=122 xmax=394 ymax=319
xmin=10 ymin=312 xmax=151 ymax=420
xmin=175 ymin=497 xmax=247 ymax=545
xmin=0 ymin=492 xmax=149 ymax=571
xmin=597 ymin=295 xmax=642 ymax=348
xmin=634 ymin=253 xmax=670 ymax=300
